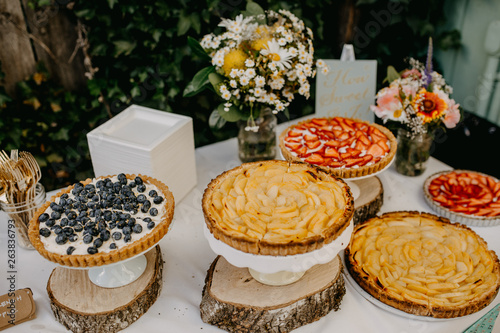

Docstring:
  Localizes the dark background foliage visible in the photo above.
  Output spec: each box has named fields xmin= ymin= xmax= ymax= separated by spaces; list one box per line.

xmin=0 ymin=0 xmax=460 ymax=190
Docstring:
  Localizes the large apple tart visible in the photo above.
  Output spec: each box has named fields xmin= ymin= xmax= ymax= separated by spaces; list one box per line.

xmin=202 ymin=160 xmax=354 ymax=256
xmin=345 ymin=211 xmax=500 ymax=318
xmin=279 ymin=117 xmax=397 ymax=178
xmin=28 ymin=173 xmax=175 ymax=267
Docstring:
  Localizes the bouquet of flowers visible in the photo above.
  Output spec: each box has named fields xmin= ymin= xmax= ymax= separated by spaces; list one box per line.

xmin=184 ymin=2 xmax=328 ymax=131
xmin=370 ymin=40 xmax=461 ymax=138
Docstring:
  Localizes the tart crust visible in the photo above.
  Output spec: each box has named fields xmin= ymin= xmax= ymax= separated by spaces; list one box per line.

xmin=202 ymin=160 xmax=354 ymax=256
xmin=279 ymin=117 xmax=397 ymax=178
xmin=423 ymin=170 xmax=500 ymax=227
xmin=345 ymin=211 xmax=500 ymax=318
xmin=28 ymin=174 xmax=175 ymax=268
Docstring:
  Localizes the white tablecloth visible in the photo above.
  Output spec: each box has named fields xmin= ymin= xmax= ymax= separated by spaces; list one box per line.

xmin=1 ymin=123 xmax=499 ymax=333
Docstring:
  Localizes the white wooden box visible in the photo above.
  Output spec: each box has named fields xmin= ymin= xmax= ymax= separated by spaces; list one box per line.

xmin=87 ymin=105 xmax=197 ymax=202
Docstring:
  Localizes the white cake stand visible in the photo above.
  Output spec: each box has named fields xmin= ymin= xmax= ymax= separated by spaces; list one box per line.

xmin=343 ymin=157 xmax=394 ymax=201
xmin=203 ymin=219 xmax=353 ymax=286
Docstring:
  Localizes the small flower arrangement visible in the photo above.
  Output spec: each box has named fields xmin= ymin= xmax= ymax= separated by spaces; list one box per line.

xmin=184 ymin=2 xmax=328 ymax=131
xmin=370 ymin=39 xmax=461 ymax=138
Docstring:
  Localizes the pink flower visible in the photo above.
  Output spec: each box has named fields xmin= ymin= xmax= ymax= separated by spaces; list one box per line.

xmin=371 ymin=86 xmax=405 ymax=122
xmin=401 ymin=68 xmax=421 ymax=79
xmin=443 ymin=99 xmax=460 ymax=128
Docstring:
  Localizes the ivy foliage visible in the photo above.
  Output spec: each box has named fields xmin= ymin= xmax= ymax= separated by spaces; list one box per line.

xmin=0 ymin=0 xmax=460 ymax=190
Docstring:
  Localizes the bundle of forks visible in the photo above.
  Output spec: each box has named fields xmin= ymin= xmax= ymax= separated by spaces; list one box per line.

xmin=0 ymin=149 xmax=43 ymax=248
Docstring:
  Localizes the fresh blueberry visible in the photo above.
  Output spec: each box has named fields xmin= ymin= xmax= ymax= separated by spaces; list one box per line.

xmin=60 ymin=218 xmax=69 ymax=227
xmin=74 ymin=223 xmax=83 ymax=232
xmin=66 ymin=211 xmax=77 ymax=219
xmin=45 ymin=218 xmax=56 ymax=228
xmin=108 ymin=222 xmax=117 ymax=229
xmin=90 ymin=228 xmax=99 ymax=237
xmin=85 ymin=184 xmax=96 ymax=193
xmin=68 ymin=219 xmax=77 ymax=227
xmin=148 ymin=190 xmax=157 ymax=197
xmin=153 ymin=196 xmax=163 ymax=204
xmin=124 ymin=234 xmax=132 ymax=243
xmin=122 ymin=226 xmax=131 ymax=235
xmin=38 ymin=213 xmax=49 ymax=223
xmin=40 ymin=228 xmax=51 ymax=237
xmin=132 ymin=224 xmax=143 ymax=234
xmin=55 ymin=234 xmax=68 ymax=245
xmin=147 ymin=221 xmax=155 ymax=230
xmin=51 ymin=211 xmax=61 ymax=220
xmin=149 ymin=208 xmax=158 ymax=216
xmin=129 ymin=181 xmax=136 ymax=188
xmin=60 ymin=193 xmax=69 ymax=200
xmin=63 ymin=227 xmax=74 ymax=237
xmin=143 ymin=217 xmax=152 ymax=223
xmin=100 ymin=230 xmax=111 ymax=241
xmin=59 ymin=198 xmax=67 ymax=207
xmin=109 ymin=243 xmax=117 ymax=250
xmin=66 ymin=246 xmax=76 ymax=255
xmin=103 ymin=210 xmax=112 ymax=221
xmin=83 ymin=234 xmax=93 ymax=244
xmin=93 ymin=238 xmax=103 ymax=248
xmin=112 ymin=232 xmax=122 ymax=240
xmin=96 ymin=180 xmax=104 ymax=188
xmin=137 ymin=184 xmax=146 ymax=193
xmin=69 ymin=234 xmax=78 ymax=242
xmin=134 ymin=176 xmax=143 ymax=185
xmin=137 ymin=194 xmax=147 ymax=203
xmin=87 ymin=246 xmax=98 ymax=254
xmin=53 ymin=225 xmax=63 ymax=235
xmin=117 ymin=221 xmax=127 ymax=229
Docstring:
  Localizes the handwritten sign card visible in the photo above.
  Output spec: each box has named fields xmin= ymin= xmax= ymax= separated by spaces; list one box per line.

xmin=315 ymin=60 xmax=377 ymax=122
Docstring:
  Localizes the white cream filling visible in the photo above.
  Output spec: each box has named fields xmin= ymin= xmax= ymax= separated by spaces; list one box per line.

xmin=39 ymin=176 xmax=166 ymax=255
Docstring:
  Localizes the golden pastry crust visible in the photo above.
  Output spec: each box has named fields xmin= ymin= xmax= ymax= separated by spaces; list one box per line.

xmin=202 ymin=160 xmax=354 ymax=256
xmin=279 ymin=117 xmax=397 ymax=178
xmin=345 ymin=211 xmax=500 ymax=318
xmin=28 ymin=174 xmax=175 ymax=267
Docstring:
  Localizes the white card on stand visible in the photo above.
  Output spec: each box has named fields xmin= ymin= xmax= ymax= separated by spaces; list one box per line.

xmin=315 ymin=57 xmax=377 ymax=122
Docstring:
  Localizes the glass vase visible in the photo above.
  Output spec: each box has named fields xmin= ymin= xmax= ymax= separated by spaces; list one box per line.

xmin=0 ymin=182 xmax=46 ymax=249
xmin=237 ymin=107 xmax=277 ymax=163
xmin=395 ymin=128 xmax=434 ymax=176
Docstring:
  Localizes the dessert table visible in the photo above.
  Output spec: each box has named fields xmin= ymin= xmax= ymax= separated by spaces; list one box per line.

xmin=1 ymin=120 xmax=499 ymax=333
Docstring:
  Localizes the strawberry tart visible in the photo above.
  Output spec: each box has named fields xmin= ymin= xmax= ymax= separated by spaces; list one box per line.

xmin=279 ymin=117 xmax=397 ymax=178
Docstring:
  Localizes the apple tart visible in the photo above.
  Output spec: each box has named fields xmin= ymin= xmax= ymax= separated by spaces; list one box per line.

xmin=28 ymin=173 xmax=175 ymax=267
xmin=202 ymin=160 xmax=354 ymax=256
xmin=279 ymin=117 xmax=397 ymax=178
xmin=345 ymin=211 xmax=500 ymax=318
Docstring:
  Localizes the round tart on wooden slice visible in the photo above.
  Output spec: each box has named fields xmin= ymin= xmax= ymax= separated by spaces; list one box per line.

xmin=345 ymin=211 xmax=500 ymax=318
xmin=28 ymin=173 xmax=175 ymax=267
xmin=202 ymin=160 xmax=354 ymax=256
xmin=279 ymin=117 xmax=397 ymax=178
xmin=424 ymin=170 xmax=500 ymax=226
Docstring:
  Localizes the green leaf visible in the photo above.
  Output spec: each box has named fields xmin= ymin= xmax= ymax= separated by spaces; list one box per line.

xmin=187 ymin=36 xmax=211 ymax=62
xmin=208 ymin=72 xmax=225 ymax=90
xmin=244 ymin=0 xmax=264 ymax=16
xmin=107 ymin=0 xmax=117 ymax=9
xmin=177 ymin=12 xmax=191 ymax=36
xmin=217 ymin=103 xmax=242 ymax=122
xmin=190 ymin=13 xmax=201 ymax=35
xmin=183 ymin=66 xmax=215 ymax=97
xmin=209 ymin=109 xmax=227 ymax=129
xmin=113 ymin=40 xmax=137 ymax=57
xmin=384 ymin=66 xmax=400 ymax=84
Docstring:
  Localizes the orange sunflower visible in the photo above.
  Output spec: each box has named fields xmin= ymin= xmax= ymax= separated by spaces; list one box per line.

xmin=414 ymin=89 xmax=448 ymax=123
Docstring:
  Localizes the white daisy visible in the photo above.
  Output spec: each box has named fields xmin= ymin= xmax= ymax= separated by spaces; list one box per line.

xmin=260 ymin=39 xmax=294 ymax=71
xmin=245 ymin=59 xmax=255 ymax=67
xmin=254 ymin=76 xmax=266 ymax=87
xmin=239 ymin=76 xmax=249 ymax=86
xmin=229 ymin=80 xmax=237 ymax=88
xmin=221 ymin=91 xmax=231 ymax=100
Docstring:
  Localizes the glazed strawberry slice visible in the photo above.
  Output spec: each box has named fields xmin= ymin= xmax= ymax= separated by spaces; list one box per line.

xmin=324 ymin=140 xmax=341 ymax=147
xmin=344 ymin=157 xmax=364 ymax=167
xmin=295 ymin=146 xmax=308 ymax=156
xmin=355 ymin=140 xmax=369 ymax=151
xmin=366 ymin=144 xmax=385 ymax=157
xmin=339 ymin=120 xmax=355 ymax=133
xmin=295 ymin=125 xmax=307 ymax=131
xmin=285 ymin=142 xmax=302 ymax=150
xmin=305 ymin=153 xmax=324 ymax=165
xmin=311 ymin=118 xmax=328 ymax=126
xmin=340 ymin=151 xmax=352 ymax=160
xmin=288 ymin=130 xmax=302 ymax=137
xmin=346 ymin=148 xmax=362 ymax=157
xmin=285 ymin=136 xmax=302 ymax=143
xmin=377 ymin=139 xmax=390 ymax=153
xmin=304 ymin=134 xmax=318 ymax=141
xmin=305 ymin=140 xmax=321 ymax=149
xmin=324 ymin=147 xmax=340 ymax=159
xmin=329 ymin=161 xmax=344 ymax=168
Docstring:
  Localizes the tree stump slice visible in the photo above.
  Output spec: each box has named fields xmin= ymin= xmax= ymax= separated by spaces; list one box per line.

xmin=351 ymin=176 xmax=383 ymax=225
xmin=200 ymin=255 xmax=346 ymax=333
xmin=47 ymin=245 xmax=163 ymax=333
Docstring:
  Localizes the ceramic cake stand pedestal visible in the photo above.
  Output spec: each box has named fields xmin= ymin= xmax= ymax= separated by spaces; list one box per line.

xmin=46 ymin=245 xmax=163 ymax=333
xmin=200 ymin=221 xmax=351 ymax=333
xmin=344 ymin=159 xmax=393 ymax=225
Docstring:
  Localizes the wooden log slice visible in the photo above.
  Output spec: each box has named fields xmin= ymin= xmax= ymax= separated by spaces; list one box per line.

xmin=351 ymin=176 xmax=383 ymax=225
xmin=47 ymin=245 xmax=163 ymax=333
xmin=200 ymin=255 xmax=346 ymax=333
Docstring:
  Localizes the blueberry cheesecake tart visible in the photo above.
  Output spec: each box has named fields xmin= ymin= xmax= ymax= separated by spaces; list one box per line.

xmin=28 ymin=173 xmax=174 ymax=267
